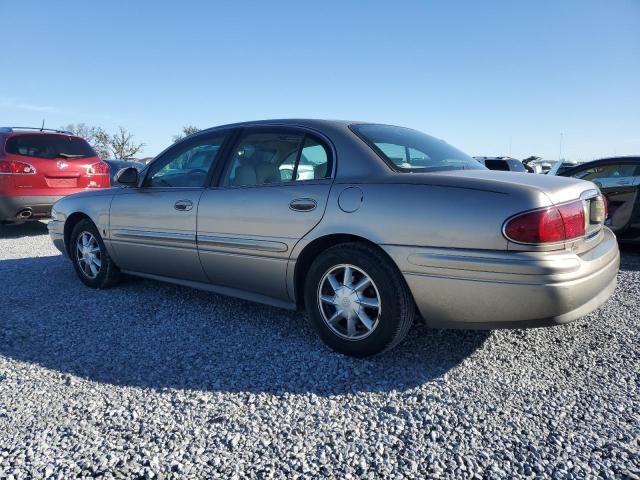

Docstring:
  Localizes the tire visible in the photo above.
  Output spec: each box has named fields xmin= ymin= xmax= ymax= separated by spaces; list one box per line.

xmin=304 ymin=242 xmax=415 ymax=357
xmin=70 ymin=219 xmax=120 ymax=289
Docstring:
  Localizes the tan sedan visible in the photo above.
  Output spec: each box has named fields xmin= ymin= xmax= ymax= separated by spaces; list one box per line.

xmin=48 ymin=120 xmax=619 ymax=356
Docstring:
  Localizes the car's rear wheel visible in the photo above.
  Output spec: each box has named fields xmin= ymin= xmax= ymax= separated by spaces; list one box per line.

xmin=305 ymin=242 xmax=415 ymax=357
xmin=70 ymin=219 xmax=120 ymax=288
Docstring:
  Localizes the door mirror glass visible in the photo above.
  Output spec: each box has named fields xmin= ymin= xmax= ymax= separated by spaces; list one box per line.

xmin=114 ymin=167 xmax=139 ymax=186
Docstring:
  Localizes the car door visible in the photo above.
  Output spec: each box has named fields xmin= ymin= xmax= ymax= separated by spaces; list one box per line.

xmin=108 ymin=130 xmax=232 ymax=280
xmin=568 ymin=162 xmax=640 ymax=234
xmin=197 ymin=127 xmax=334 ymax=302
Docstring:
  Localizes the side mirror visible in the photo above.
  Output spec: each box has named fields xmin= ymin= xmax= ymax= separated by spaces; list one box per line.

xmin=114 ymin=167 xmax=139 ymax=186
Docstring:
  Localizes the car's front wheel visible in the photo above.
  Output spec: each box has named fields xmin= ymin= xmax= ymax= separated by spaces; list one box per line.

xmin=305 ymin=242 xmax=415 ymax=357
xmin=70 ymin=219 xmax=120 ymax=289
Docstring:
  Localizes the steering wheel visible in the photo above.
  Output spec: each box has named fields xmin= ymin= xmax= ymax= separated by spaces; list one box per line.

xmin=189 ymin=168 xmax=208 ymax=175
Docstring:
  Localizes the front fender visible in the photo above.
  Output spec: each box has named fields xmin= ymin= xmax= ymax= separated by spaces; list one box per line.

xmin=50 ymin=189 xmax=116 ymax=255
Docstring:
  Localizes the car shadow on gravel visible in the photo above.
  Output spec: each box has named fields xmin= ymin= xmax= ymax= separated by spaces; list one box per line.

xmin=0 ymin=255 xmax=490 ymax=395
xmin=0 ymin=221 xmax=49 ymax=239
xmin=619 ymin=244 xmax=640 ymax=271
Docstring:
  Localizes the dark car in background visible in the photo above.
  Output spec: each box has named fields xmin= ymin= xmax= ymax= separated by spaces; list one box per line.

xmin=103 ymin=160 xmax=145 ymax=184
xmin=473 ymin=156 xmax=528 ymax=172
xmin=560 ymin=156 xmax=640 ymax=243
xmin=0 ymin=127 xmax=110 ymax=223
xmin=553 ymin=160 xmax=581 ymax=176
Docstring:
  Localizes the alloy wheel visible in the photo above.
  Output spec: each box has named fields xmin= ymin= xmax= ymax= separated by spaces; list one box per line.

xmin=317 ymin=264 xmax=381 ymax=340
xmin=76 ymin=231 xmax=102 ymax=279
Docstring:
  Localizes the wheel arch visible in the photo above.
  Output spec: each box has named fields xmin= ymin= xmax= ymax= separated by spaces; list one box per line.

xmin=63 ymin=212 xmax=93 ymax=257
xmin=292 ymin=233 xmax=403 ymax=310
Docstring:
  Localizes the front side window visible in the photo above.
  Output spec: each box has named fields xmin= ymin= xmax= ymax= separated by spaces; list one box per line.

xmin=144 ymin=133 xmax=227 ymax=187
xmin=5 ymin=134 xmax=96 ymax=159
xmin=351 ymin=124 xmax=484 ymax=172
xmin=222 ymin=131 xmax=331 ymax=187
xmin=571 ymin=164 xmax=638 ymax=181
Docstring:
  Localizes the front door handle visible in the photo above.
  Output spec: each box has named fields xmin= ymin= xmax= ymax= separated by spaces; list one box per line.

xmin=289 ymin=198 xmax=317 ymax=212
xmin=616 ymin=180 xmax=630 ymax=186
xmin=174 ymin=200 xmax=193 ymax=211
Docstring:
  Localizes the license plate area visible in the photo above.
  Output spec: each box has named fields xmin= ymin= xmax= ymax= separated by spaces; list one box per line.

xmin=46 ymin=177 xmax=78 ymax=188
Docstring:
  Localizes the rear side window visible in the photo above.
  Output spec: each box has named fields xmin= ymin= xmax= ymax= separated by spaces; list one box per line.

xmin=351 ymin=124 xmax=484 ymax=172
xmin=222 ymin=130 xmax=331 ymax=187
xmin=5 ymin=134 xmax=96 ymax=159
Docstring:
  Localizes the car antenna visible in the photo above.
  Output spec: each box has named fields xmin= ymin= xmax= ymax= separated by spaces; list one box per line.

xmin=40 ymin=119 xmax=45 ymax=131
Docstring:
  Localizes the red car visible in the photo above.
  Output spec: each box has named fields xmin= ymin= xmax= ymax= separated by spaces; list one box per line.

xmin=0 ymin=127 xmax=110 ymax=223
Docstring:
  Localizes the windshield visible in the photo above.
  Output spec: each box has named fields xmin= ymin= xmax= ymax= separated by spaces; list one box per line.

xmin=5 ymin=134 xmax=96 ymax=159
xmin=351 ymin=124 xmax=485 ymax=172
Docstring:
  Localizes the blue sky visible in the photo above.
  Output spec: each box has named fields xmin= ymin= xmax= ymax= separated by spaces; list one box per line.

xmin=2 ymin=0 xmax=638 ymax=160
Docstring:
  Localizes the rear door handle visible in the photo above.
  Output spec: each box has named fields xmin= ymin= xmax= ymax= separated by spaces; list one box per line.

xmin=174 ymin=200 xmax=193 ymax=211
xmin=289 ymin=198 xmax=317 ymax=212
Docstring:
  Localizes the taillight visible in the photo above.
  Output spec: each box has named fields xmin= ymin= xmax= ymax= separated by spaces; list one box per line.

xmin=0 ymin=160 xmax=37 ymax=174
xmin=504 ymin=200 xmax=586 ymax=244
xmin=559 ymin=201 xmax=585 ymax=239
xmin=87 ymin=161 xmax=109 ymax=175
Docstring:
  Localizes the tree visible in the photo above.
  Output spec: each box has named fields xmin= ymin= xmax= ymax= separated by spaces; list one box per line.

xmin=173 ymin=125 xmax=200 ymax=142
xmin=60 ymin=123 xmax=111 ymax=159
xmin=93 ymin=128 xmax=112 ymax=159
xmin=109 ymin=126 xmax=145 ymax=160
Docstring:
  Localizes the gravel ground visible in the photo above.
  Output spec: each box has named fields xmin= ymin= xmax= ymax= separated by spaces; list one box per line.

xmin=0 ymin=221 xmax=639 ymax=479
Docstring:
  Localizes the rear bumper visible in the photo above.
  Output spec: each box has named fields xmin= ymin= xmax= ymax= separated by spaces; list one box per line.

xmin=383 ymin=227 xmax=620 ymax=329
xmin=0 ymin=195 xmax=64 ymax=221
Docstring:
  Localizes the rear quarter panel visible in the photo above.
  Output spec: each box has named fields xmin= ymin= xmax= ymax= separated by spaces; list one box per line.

xmin=298 ymin=182 xmax=553 ymax=251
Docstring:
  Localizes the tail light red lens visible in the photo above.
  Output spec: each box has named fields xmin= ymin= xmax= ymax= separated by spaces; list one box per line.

xmin=504 ymin=200 xmax=585 ymax=244
xmin=559 ymin=201 xmax=586 ymax=239
xmin=0 ymin=160 xmax=37 ymax=174
xmin=87 ymin=161 xmax=109 ymax=175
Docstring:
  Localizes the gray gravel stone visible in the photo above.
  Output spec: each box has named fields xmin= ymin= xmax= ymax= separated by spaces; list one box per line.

xmin=0 ymin=221 xmax=639 ymax=478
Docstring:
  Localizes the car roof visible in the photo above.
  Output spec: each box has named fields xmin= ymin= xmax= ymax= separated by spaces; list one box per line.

xmin=588 ymin=156 xmax=640 ymax=163
xmin=203 ymin=119 xmax=358 ymax=130
xmin=0 ymin=127 xmax=76 ymax=135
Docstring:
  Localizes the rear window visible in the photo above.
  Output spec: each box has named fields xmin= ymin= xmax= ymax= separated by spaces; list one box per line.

xmin=484 ymin=159 xmax=510 ymax=171
xmin=351 ymin=124 xmax=485 ymax=172
xmin=5 ymin=134 xmax=96 ymax=159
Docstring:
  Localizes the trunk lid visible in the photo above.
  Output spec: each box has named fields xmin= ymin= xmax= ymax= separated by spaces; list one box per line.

xmin=435 ymin=169 xmax=593 ymax=205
